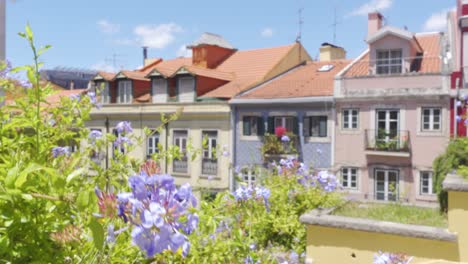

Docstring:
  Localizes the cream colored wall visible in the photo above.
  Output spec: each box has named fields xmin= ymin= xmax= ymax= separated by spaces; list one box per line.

xmin=86 ymin=103 xmax=232 ymax=191
xmin=305 ymin=226 xmax=459 ymax=264
xmin=448 ymin=191 xmax=468 ymax=262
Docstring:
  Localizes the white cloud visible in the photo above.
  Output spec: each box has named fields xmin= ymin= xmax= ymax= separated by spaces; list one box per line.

xmin=90 ymin=61 xmax=119 ymax=73
xmin=97 ymin=19 xmax=120 ymax=34
xmin=134 ymin=23 xmax=183 ymax=49
xmin=423 ymin=7 xmax=454 ymax=32
xmin=261 ymin=28 xmax=274 ymax=38
xmin=176 ymin=45 xmax=192 ymax=57
xmin=348 ymin=0 xmax=392 ymax=17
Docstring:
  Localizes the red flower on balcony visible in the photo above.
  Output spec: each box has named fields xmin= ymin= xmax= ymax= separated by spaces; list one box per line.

xmin=275 ymin=126 xmax=287 ymax=137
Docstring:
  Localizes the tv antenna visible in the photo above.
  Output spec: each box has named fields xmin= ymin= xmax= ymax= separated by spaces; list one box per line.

xmin=104 ymin=53 xmax=126 ymax=71
xmin=296 ymin=7 xmax=304 ymax=43
xmin=330 ymin=6 xmax=342 ymax=44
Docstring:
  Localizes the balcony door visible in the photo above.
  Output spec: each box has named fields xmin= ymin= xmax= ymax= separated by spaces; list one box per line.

xmin=374 ymin=169 xmax=399 ymax=201
xmin=376 ymin=110 xmax=399 ymax=144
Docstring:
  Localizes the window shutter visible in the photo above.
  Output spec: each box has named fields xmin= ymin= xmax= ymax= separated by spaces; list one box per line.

xmin=257 ymin=117 xmax=265 ymax=136
xmin=319 ymin=117 xmax=328 ymax=137
xmin=303 ymin=117 xmax=310 ymax=137
xmin=243 ymin=117 xmax=251 ymax=136
xmin=268 ymin=116 xmax=275 ymax=134
xmin=293 ymin=117 xmax=299 ymax=135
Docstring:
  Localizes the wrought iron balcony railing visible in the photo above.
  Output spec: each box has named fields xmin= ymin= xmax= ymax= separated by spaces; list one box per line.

xmin=364 ymin=129 xmax=410 ymax=153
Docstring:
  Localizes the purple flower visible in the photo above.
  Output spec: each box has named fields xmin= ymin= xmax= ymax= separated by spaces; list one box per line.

xmin=18 ymin=79 xmax=32 ymax=88
xmin=114 ymin=136 xmax=131 ymax=147
xmin=281 ymin=135 xmax=290 ymax=142
xmin=131 ymin=226 xmax=157 ymax=257
xmin=0 ymin=60 xmax=11 ymax=78
xmin=107 ymin=224 xmax=115 ymax=243
xmin=116 ymin=121 xmax=133 ymax=134
xmin=456 ymin=115 xmax=462 ymax=123
xmin=89 ymin=130 xmax=102 ymax=141
xmin=142 ymin=202 xmax=166 ymax=229
xmin=457 ymin=100 xmax=463 ymax=107
xmin=52 ymin=146 xmax=70 ymax=158
xmin=222 ymin=150 xmax=229 ymax=157
xmin=464 ymin=119 xmax=468 ymax=126
xmin=234 ymin=186 xmax=253 ymax=201
xmin=69 ymin=94 xmax=81 ymax=102
xmin=129 ymin=175 xmax=147 ymax=200
xmin=234 ymin=165 xmax=241 ymax=174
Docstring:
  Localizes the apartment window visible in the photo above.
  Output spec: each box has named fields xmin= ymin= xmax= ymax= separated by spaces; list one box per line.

xmin=117 ymin=80 xmax=132 ymax=103
xmin=341 ymin=167 xmax=358 ymax=189
xmin=274 ymin=116 xmax=295 ymax=133
xmin=99 ymin=82 xmax=110 ymax=104
xmin=304 ymin=116 xmax=327 ymax=137
xmin=241 ymin=167 xmax=257 ymax=186
xmin=147 ymin=130 xmax=159 ymax=159
xmin=112 ymin=129 xmax=126 ymax=157
xmin=242 ymin=116 xmax=264 ymax=136
xmin=376 ymin=49 xmax=402 ymax=74
xmin=202 ymin=131 xmax=217 ymax=175
xmin=422 ymin=108 xmax=441 ymax=131
xmin=173 ymin=130 xmax=188 ymax=173
xmin=420 ymin=171 xmax=434 ymax=195
xmin=342 ymin=109 xmax=359 ymax=129
xmin=90 ymin=128 xmax=103 ymax=164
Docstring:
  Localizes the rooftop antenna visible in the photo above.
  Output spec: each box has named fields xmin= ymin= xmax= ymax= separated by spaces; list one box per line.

xmin=104 ymin=53 xmax=125 ymax=71
xmin=330 ymin=7 xmax=342 ymax=44
xmin=296 ymin=7 xmax=304 ymax=43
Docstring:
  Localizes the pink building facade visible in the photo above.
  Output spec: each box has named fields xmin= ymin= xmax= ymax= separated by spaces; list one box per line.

xmin=333 ymin=13 xmax=451 ymax=205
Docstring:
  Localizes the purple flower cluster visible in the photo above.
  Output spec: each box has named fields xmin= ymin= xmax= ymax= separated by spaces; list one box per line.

xmin=116 ymin=121 xmax=133 ymax=134
xmin=52 ymin=146 xmax=70 ymax=158
xmin=233 ymin=185 xmax=270 ymax=211
xmin=274 ymin=157 xmax=339 ymax=192
xmin=89 ymin=130 xmax=102 ymax=142
xmin=87 ymin=91 xmax=102 ymax=109
xmin=373 ymin=251 xmax=413 ymax=264
xmin=0 ymin=60 xmax=11 ymax=79
xmin=113 ymin=136 xmax=131 ymax=147
xmin=281 ymin=135 xmax=290 ymax=142
xmin=114 ymin=172 xmax=198 ymax=258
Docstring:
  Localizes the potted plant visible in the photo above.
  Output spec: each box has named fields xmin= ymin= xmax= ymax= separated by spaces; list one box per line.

xmin=262 ymin=126 xmax=298 ymax=163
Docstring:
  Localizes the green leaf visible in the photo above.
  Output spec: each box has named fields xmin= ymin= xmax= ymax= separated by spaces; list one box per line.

xmin=76 ymin=189 xmax=91 ymax=210
xmin=66 ymin=167 xmax=85 ymax=183
xmin=25 ymin=24 xmax=33 ymax=40
xmin=18 ymin=32 xmax=26 ymax=38
xmin=89 ymin=218 xmax=104 ymax=250
xmin=37 ymin=44 xmax=51 ymax=56
xmin=16 ymin=163 xmax=49 ymax=188
xmin=5 ymin=166 xmax=19 ymax=188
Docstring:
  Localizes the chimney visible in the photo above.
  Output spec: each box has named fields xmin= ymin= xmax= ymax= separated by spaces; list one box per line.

xmin=368 ymin=12 xmax=383 ymax=37
xmin=70 ymin=80 xmax=74 ymax=90
xmin=319 ymin=43 xmax=346 ymax=61
xmin=142 ymin=46 xmax=148 ymax=66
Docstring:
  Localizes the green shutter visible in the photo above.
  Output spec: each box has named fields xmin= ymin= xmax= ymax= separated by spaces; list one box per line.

xmin=319 ymin=116 xmax=328 ymax=137
xmin=243 ymin=117 xmax=251 ymax=136
xmin=293 ymin=117 xmax=299 ymax=135
xmin=257 ymin=117 xmax=265 ymax=136
xmin=268 ymin=116 xmax=275 ymax=134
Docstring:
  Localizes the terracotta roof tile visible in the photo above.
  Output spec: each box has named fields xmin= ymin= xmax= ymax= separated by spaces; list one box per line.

xmin=238 ymin=60 xmax=351 ymax=99
xmin=344 ymin=32 xmax=441 ymax=77
xmin=202 ymin=43 xmax=297 ymax=98
xmin=115 ymin=70 xmax=150 ymax=82
xmin=180 ymin=65 xmax=234 ymax=81
xmin=95 ymin=71 xmax=116 ymax=81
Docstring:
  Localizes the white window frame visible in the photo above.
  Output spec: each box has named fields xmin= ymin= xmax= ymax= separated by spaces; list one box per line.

xmin=420 ymin=171 xmax=434 ymax=195
xmin=117 ymin=80 xmax=132 ymax=104
xmin=174 ymin=130 xmax=188 ymax=158
xmin=100 ymin=82 xmax=110 ymax=104
xmin=374 ymin=169 xmax=399 ymax=201
xmin=243 ymin=116 xmax=259 ymax=136
xmin=342 ymin=109 xmax=359 ymax=129
xmin=341 ymin=167 xmax=358 ymax=190
xmin=421 ymin=108 xmax=441 ymax=131
xmin=147 ymin=130 xmax=159 ymax=158
xmin=241 ymin=167 xmax=257 ymax=186
xmin=274 ymin=116 xmax=295 ymax=132
xmin=376 ymin=49 xmax=403 ymax=74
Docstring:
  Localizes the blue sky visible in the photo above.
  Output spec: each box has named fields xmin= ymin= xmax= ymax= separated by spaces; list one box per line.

xmin=7 ymin=0 xmax=454 ymax=72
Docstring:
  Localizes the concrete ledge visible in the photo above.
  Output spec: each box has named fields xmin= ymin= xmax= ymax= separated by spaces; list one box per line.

xmin=443 ymin=174 xmax=468 ymax=192
xmin=300 ymin=209 xmax=457 ymax=242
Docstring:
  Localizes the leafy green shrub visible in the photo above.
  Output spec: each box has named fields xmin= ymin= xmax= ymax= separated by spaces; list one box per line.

xmin=433 ymin=138 xmax=468 ymax=212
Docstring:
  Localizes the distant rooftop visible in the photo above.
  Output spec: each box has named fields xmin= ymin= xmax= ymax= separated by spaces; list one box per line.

xmin=41 ymin=67 xmax=97 ymax=89
xmin=189 ymin=32 xmax=235 ymax=49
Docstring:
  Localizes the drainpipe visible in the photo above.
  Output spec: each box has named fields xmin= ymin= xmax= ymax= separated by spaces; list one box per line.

xmin=230 ymin=106 xmax=237 ymax=192
xmin=164 ymin=122 xmax=169 ymax=173
xmin=298 ymin=111 xmax=305 ymax=162
xmin=105 ymin=116 xmax=109 ymax=170
xmin=331 ymin=100 xmax=336 ymax=169
xmin=455 ymin=77 xmax=460 ymax=139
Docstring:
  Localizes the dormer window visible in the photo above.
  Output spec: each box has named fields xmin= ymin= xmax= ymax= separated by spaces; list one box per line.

xmin=117 ymin=80 xmax=132 ymax=104
xmin=376 ymin=49 xmax=402 ymax=74
xmin=99 ymin=82 xmax=110 ymax=104
xmin=177 ymin=76 xmax=195 ymax=103
xmin=152 ymin=78 xmax=168 ymax=103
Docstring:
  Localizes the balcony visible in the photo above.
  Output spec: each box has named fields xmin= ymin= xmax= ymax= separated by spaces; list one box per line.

xmin=202 ymin=158 xmax=218 ymax=176
xmin=173 ymin=157 xmax=188 ymax=174
xmin=344 ymin=57 xmax=440 ymax=78
xmin=364 ymin=129 xmax=411 ymax=157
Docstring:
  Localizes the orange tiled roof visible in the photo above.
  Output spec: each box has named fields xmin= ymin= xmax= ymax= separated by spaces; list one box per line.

xmin=177 ymin=65 xmax=234 ymax=81
xmin=203 ymin=44 xmax=297 ymax=98
xmin=96 ymin=71 xmax=116 ymax=81
xmin=344 ymin=32 xmax=441 ymax=77
xmin=115 ymin=70 xmax=150 ymax=82
xmin=47 ymin=89 xmax=87 ymax=105
xmin=238 ymin=60 xmax=351 ymax=99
